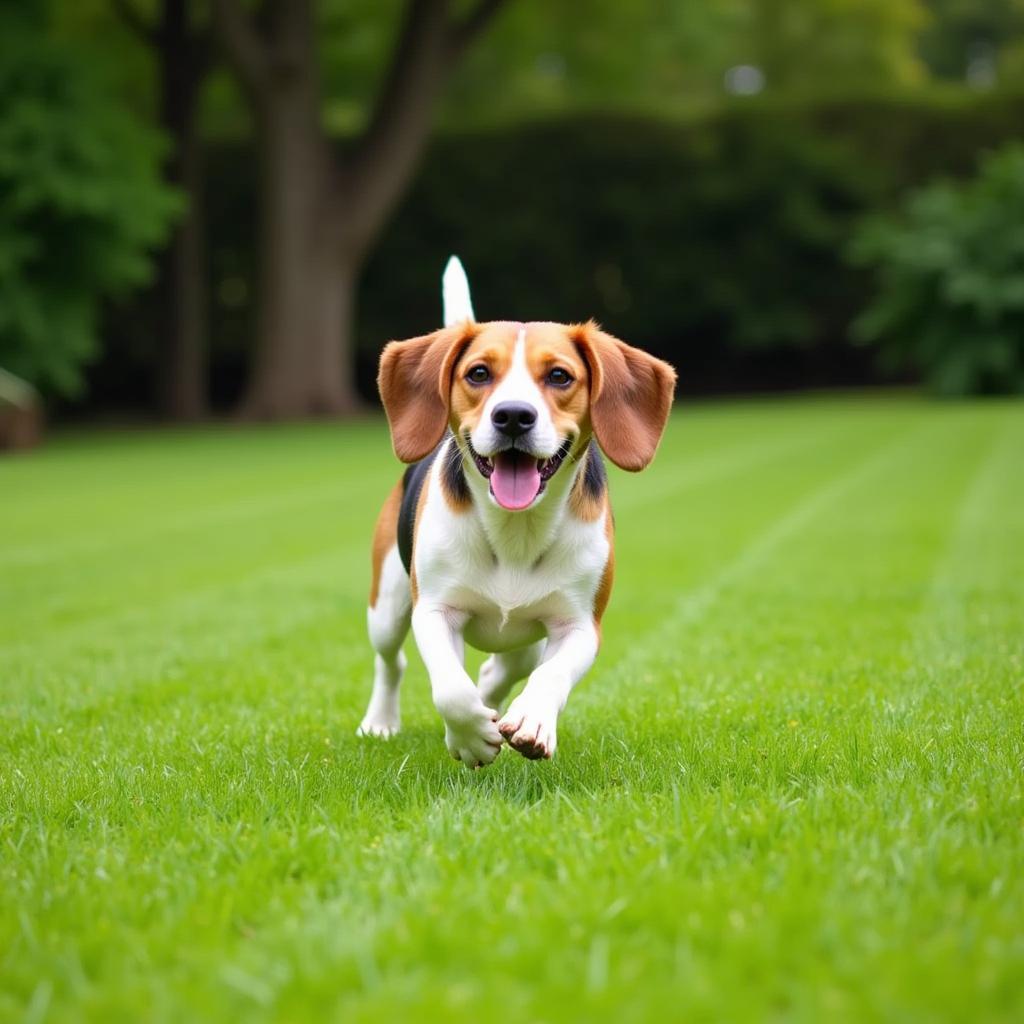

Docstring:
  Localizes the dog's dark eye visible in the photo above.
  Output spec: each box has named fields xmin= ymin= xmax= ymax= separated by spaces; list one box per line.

xmin=465 ymin=365 xmax=491 ymax=385
xmin=547 ymin=367 xmax=573 ymax=388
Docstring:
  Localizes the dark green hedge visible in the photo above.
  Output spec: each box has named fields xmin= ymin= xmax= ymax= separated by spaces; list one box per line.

xmin=94 ymin=91 xmax=1024 ymax=410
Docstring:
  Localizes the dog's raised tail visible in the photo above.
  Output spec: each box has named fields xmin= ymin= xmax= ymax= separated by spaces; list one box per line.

xmin=442 ymin=255 xmax=475 ymax=327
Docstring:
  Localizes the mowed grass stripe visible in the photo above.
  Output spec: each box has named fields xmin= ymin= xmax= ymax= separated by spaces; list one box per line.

xmin=2 ymin=401 xmax=809 ymax=561
xmin=1 ymin=396 xmax=920 ymax=570
xmin=605 ymin=419 xmax=938 ymax=685
xmin=0 ymin=406 xmax=821 ymax=569
xmin=912 ymin=416 xmax=1024 ymax=666
xmin=598 ymin=408 xmax=1008 ymax=728
xmin=613 ymin=402 xmax=881 ymax=512
xmin=567 ymin=411 xmax=995 ymax=786
xmin=0 ymin=398 xmax=883 ymax=601
xmin=0 ymin=422 xmax=390 ymax=536
xmin=0 ymin=463 xmax=390 ymax=645
xmin=602 ymin=408 xmax=958 ymax=690
xmin=0 ymin=404 xmax=948 ymax=734
xmin=1 ymin=398 xmax=1022 ymax=1023
xmin=0 ymin=400 xmax=894 ymax=659
xmin=1 ymin=407 xmax=926 ymax=759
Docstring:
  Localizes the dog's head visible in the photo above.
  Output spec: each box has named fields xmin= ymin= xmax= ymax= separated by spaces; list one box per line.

xmin=378 ymin=320 xmax=676 ymax=511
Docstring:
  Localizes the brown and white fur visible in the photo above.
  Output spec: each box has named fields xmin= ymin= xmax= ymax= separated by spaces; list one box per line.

xmin=359 ymin=257 xmax=676 ymax=767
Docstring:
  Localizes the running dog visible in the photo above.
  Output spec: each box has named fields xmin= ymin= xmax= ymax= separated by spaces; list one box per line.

xmin=358 ymin=258 xmax=676 ymax=766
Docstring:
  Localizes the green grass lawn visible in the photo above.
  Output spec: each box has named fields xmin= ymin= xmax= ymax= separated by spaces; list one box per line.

xmin=1 ymin=395 xmax=1022 ymax=1022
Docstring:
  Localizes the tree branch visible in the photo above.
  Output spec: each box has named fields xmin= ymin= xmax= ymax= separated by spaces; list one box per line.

xmin=111 ymin=0 xmax=158 ymax=46
xmin=340 ymin=0 xmax=508 ymax=250
xmin=211 ymin=0 xmax=270 ymax=100
xmin=447 ymin=0 xmax=508 ymax=59
xmin=358 ymin=0 xmax=449 ymax=147
xmin=342 ymin=1 xmax=453 ymax=238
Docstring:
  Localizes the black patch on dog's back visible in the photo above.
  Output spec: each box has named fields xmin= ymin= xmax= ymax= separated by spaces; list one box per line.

xmin=441 ymin=437 xmax=470 ymax=506
xmin=397 ymin=442 xmax=442 ymax=574
xmin=581 ymin=440 xmax=607 ymax=500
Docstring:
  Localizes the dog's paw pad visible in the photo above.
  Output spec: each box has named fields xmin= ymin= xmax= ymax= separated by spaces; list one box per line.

xmin=498 ymin=702 xmax=556 ymax=760
xmin=509 ymin=731 xmax=552 ymax=760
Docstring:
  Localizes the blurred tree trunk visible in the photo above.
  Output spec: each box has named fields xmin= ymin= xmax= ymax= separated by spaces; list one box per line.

xmin=236 ymin=6 xmax=353 ymax=416
xmin=115 ymin=0 xmax=211 ymax=421
xmin=212 ymin=0 xmax=507 ymax=419
xmin=155 ymin=0 xmax=209 ymax=421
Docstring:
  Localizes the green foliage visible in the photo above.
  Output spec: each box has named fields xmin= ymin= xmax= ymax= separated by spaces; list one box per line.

xmin=446 ymin=0 xmax=928 ymax=123
xmin=181 ymin=92 xmax=1024 ymax=406
xmin=1 ymin=401 xmax=1023 ymax=1020
xmin=919 ymin=0 xmax=1024 ymax=82
xmin=0 ymin=20 xmax=178 ymax=397
xmin=744 ymin=0 xmax=927 ymax=93
xmin=364 ymin=113 xmax=863 ymax=354
xmin=202 ymin=0 xmax=937 ymax=136
xmin=53 ymin=0 xmax=1002 ymax=135
xmin=443 ymin=0 xmax=749 ymax=123
xmin=356 ymin=93 xmax=1024 ymax=379
xmin=851 ymin=143 xmax=1024 ymax=395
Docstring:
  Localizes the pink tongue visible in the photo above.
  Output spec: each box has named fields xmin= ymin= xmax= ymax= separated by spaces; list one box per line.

xmin=490 ymin=452 xmax=542 ymax=510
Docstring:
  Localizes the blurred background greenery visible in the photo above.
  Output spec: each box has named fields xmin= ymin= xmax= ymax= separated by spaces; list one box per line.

xmin=3 ymin=0 xmax=1024 ymax=436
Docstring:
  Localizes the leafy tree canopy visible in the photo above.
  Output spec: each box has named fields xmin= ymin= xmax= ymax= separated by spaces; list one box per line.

xmin=851 ymin=142 xmax=1024 ymax=395
xmin=0 ymin=3 xmax=178 ymax=395
xmin=54 ymin=0 xmax=972 ymax=138
xmin=919 ymin=0 xmax=1024 ymax=81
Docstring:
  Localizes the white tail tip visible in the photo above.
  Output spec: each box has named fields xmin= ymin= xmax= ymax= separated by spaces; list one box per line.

xmin=442 ymin=255 xmax=475 ymax=326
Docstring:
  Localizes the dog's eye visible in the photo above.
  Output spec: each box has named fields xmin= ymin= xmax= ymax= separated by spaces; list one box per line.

xmin=546 ymin=367 xmax=573 ymax=387
xmin=465 ymin=364 xmax=491 ymax=385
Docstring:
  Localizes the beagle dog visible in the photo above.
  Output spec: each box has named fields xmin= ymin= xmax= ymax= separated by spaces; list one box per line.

xmin=359 ymin=257 xmax=676 ymax=766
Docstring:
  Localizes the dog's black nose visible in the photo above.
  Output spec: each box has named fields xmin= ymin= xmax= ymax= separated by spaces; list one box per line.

xmin=491 ymin=401 xmax=537 ymax=438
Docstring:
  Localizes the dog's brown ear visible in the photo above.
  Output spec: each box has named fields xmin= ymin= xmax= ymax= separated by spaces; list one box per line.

xmin=377 ymin=325 xmax=472 ymax=463
xmin=572 ymin=322 xmax=677 ymax=471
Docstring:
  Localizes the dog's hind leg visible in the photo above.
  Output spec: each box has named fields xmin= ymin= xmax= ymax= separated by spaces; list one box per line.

xmin=359 ymin=544 xmax=411 ymax=738
xmin=478 ymin=641 xmax=545 ymax=712
xmin=360 ymin=479 xmax=412 ymax=739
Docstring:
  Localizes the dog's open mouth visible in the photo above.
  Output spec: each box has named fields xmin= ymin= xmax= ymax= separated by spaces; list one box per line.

xmin=469 ymin=439 xmax=571 ymax=511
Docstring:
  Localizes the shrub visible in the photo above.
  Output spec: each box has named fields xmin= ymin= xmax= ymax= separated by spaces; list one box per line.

xmin=0 ymin=22 xmax=178 ymax=398
xmin=100 ymin=92 xmax=1024 ymax=410
xmin=850 ymin=143 xmax=1024 ymax=395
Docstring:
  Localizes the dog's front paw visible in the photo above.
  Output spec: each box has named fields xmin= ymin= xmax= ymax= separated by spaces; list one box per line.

xmin=442 ymin=700 xmax=503 ymax=768
xmin=356 ymin=711 xmax=400 ymax=739
xmin=498 ymin=697 xmax=557 ymax=760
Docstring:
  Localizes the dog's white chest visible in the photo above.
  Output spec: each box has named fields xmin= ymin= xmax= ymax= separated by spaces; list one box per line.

xmin=432 ymin=522 xmax=607 ymax=652
xmin=458 ymin=563 xmax=572 ymax=651
xmin=413 ymin=452 xmax=610 ymax=653
xmin=462 ymin=609 xmax=546 ymax=652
